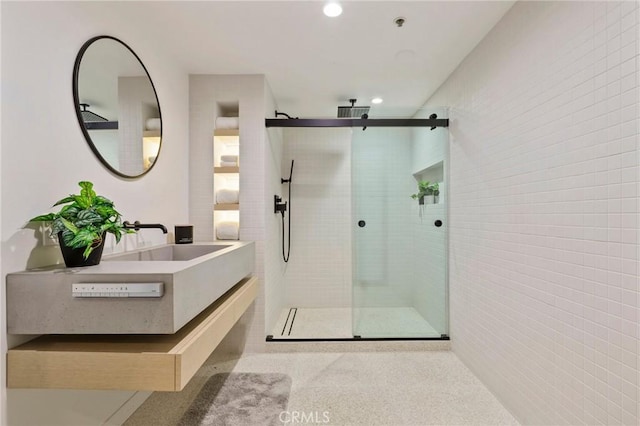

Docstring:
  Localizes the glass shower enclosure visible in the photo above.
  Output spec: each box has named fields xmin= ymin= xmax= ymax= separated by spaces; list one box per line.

xmin=351 ymin=110 xmax=448 ymax=338
xmin=266 ymin=108 xmax=448 ymax=340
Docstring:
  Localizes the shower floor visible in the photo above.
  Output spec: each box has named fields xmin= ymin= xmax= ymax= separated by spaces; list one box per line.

xmin=270 ymin=307 xmax=439 ymax=339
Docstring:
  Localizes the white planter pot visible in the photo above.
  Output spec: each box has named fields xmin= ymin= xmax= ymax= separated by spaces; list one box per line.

xmin=424 ymin=195 xmax=435 ymax=204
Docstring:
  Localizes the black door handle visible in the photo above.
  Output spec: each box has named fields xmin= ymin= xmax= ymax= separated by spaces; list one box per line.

xmin=358 ymin=220 xmax=366 ymax=228
xmin=434 ymin=220 xmax=442 ymax=227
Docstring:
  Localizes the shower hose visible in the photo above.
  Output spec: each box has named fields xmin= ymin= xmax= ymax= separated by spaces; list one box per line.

xmin=282 ymin=178 xmax=291 ymax=263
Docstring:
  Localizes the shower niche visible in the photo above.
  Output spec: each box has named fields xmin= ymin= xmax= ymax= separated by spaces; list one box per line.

xmin=413 ymin=161 xmax=444 ymax=205
xmin=213 ymin=103 xmax=240 ymax=241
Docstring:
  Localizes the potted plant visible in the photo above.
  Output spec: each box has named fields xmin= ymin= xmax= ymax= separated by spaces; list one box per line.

xmin=30 ymin=181 xmax=133 ymax=267
xmin=411 ymin=180 xmax=431 ymax=205
xmin=431 ymin=182 xmax=440 ymax=204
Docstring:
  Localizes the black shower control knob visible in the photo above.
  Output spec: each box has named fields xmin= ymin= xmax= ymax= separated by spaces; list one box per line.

xmin=434 ymin=220 xmax=442 ymax=227
xmin=358 ymin=220 xmax=366 ymax=228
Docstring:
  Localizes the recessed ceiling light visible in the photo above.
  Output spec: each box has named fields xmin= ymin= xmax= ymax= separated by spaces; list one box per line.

xmin=323 ymin=3 xmax=342 ymax=17
xmin=371 ymin=97 xmax=383 ymax=104
xmin=395 ymin=49 xmax=416 ymax=62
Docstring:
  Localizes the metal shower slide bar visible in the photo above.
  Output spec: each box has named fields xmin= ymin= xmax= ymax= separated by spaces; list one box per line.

xmin=265 ymin=118 xmax=449 ymax=128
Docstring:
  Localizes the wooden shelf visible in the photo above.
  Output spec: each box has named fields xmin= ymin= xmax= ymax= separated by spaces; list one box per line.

xmin=213 ymin=129 xmax=239 ymax=137
xmin=143 ymin=130 xmax=161 ymax=138
xmin=215 ymin=203 xmax=239 ymax=211
xmin=7 ymin=276 xmax=258 ymax=392
xmin=214 ymin=166 xmax=239 ymax=173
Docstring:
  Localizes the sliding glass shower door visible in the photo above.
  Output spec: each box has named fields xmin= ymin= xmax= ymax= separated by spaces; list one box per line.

xmin=351 ymin=109 xmax=448 ymax=338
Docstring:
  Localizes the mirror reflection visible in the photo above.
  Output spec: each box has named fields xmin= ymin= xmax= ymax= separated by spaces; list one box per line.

xmin=73 ymin=36 xmax=162 ymax=178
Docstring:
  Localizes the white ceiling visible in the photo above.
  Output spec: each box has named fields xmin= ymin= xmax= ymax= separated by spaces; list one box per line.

xmin=115 ymin=1 xmax=515 ymax=118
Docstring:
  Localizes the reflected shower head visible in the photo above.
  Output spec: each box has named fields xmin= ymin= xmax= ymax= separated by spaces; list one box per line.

xmin=337 ymin=99 xmax=370 ymax=118
xmin=79 ymin=103 xmax=108 ymax=122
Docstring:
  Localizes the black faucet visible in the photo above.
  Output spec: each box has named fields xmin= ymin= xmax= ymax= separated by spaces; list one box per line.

xmin=123 ymin=221 xmax=168 ymax=234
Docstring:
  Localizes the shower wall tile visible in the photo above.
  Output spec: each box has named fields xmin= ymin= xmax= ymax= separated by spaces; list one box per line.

xmin=281 ymin=128 xmax=353 ymax=308
xmin=280 ymin=127 xmax=418 ymax=313
xmin=411 ymin=202 xmax=447 ymax=335
xmin=427 ymin=1 xmax=639 ymax=425
xmin=264 ymin=121 xmax=287 ymax=334
xmin=351 ymin=128 xmax=416 ymax=310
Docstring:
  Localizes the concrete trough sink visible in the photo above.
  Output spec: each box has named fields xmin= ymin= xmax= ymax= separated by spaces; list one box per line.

xmin=7 ymin=242 xmax=255 ymax=334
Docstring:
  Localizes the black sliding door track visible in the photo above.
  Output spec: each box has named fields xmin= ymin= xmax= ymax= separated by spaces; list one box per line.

xmin=265 ymin=336 xmax=450 ymax=342
xmin=265 ymin=118 xmax=449 ymax=128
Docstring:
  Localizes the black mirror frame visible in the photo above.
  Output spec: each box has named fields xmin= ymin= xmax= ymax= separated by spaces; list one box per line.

xmin=72 ymin=35 xmax=163 ymax=179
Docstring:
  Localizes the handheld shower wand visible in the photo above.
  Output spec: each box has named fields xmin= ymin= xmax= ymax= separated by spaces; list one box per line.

xmin=282 ymin=159 xmax=294 ymax=184
xmin=275 ymin=160 xmax=294 ymax=262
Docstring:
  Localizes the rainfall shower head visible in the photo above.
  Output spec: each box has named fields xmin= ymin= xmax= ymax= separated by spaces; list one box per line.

xmin=337 ymin=99 xmax=370 ymax=118
xmin=79 ymin=103 xmax=108 ymax=122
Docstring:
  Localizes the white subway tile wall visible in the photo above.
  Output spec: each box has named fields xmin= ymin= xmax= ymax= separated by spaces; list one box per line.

xmin=264 ymin=104 xmax=287 ymax=333
xmin=351 ymin=127 xmax=416 ymax=310
xmin=410 ymin=201 xmax=448 ymax=335
xmin=426 ymin=2 xmax=639 ymax=425
xmin=281 ymin=128 xmax=353 ymax=308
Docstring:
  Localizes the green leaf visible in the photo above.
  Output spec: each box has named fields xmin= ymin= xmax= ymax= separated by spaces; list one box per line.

xmin=60 ymin=228 xmax=75 ymax=246
xmin=94 ymin=195 xmax=114 ymax=207
xmin=69 ymin=228 xmax=99 ymax=248
xmin=59 ymin=205 xmax=80 ymax=220
xmin=51 ymin=219 xmax=66 ymax=236
xmin=95 ymin=205 xmax=117 ymax=220
xmin=52 ymin=196 xmax=75 ymax=207
xmin=60 ymin=217 xmax=79 ymax=234
xmin=79 ymin=181 xmax=96 ymax=198
xmin=77 ymin=208 xmax=103 ymax=224
xmin=67 ymin=229 xmax=103 ymax=259
xmin=79 ymin=181 xmax=96 ymax=207
xmin=30 ymin=213 xmax=56 ymax=222
xmin=82 ymin=245 xmax=94 ymax=259
xmin=99 ymin=222 xmax=113 ymax=232
xmin=73 ymin=195 xmax=90 ymax=209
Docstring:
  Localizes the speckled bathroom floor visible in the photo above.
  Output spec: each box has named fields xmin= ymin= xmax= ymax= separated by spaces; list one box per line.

xmin=124 ymin=351 xmax=519 ymax=426
xmin=272 ymin=307 xmax=440 ymax=339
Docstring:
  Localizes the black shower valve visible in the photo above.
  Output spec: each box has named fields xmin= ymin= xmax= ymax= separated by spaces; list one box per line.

xmin=274 ymin=195 xmax=287 ymax=215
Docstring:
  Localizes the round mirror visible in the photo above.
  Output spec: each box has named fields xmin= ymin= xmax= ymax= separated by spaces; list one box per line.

xmin=73 ymin=36 xmax=162 ymax=178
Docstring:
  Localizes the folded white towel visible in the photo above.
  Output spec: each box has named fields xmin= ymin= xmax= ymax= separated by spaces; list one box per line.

xmin=220 ymin=155 xmax=238 ymax=163
xmin=216 ymin=188 xmax=239 ymax=204
xmin=215 ymin=117 xmax=239 ymax=129
xmin=216 ymin=221 xmax=239 ymax=240
xmin=220 ymin=161 xmax=238 ymax=167
xmin=145 ymin=118 xmax=161 ymax=130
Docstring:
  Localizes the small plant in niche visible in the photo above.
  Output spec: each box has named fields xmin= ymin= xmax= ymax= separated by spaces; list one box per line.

xmin=431 ymin=182 xmax=440 ymax=203
xmin=411 ymin=181 xmax=440 ymax=205
xmin=30 ymin=181 xmax=133 ymax=266
xmin=410 ymin=180 xmax=431 ymax=204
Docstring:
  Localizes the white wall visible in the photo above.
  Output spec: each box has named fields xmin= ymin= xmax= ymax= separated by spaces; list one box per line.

xmin=2 ymin=2 xmax=189 ymax=425
xmin=427 ymin=2 xmax=639 ymax=425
